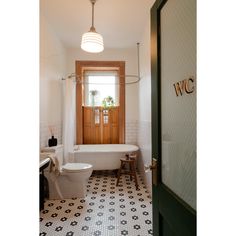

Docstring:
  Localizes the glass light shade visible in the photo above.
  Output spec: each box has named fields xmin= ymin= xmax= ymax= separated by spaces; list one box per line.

xmin=81 ymin=31 xmax=104 ymax=53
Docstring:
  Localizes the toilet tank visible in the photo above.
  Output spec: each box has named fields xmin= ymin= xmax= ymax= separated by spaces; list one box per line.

xmin=41 ymin=145 xmax=64 ymax=167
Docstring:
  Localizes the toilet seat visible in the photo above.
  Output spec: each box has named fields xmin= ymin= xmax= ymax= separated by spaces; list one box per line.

xmin=62 ymin=163 xmax=93 ymax=173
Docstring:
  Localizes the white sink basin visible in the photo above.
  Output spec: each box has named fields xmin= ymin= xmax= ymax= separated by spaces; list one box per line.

xmin=40 ymin=153 xmax=50 ymax=169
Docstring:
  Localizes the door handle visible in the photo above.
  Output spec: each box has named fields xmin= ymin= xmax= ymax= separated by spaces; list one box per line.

xmin=144 ymin=158 xmax=158 ymax=186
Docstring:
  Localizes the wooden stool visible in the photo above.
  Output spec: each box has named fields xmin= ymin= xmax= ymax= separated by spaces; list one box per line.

xmin=116 ymin=154 xmax=139 ymax=190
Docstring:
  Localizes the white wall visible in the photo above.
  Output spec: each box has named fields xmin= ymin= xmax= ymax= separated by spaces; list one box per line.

xmin=66 ymin=47 xmax=139 ymax=144
xmin=40 ymin=14 xmax=66 ymax=147
xmin=40 ymin=17 xmax=139 ymax=146
xmin=137 ymin=18 xmax=152 ymax=193
xmin=40 ymin=14 xmax=150 ymax=174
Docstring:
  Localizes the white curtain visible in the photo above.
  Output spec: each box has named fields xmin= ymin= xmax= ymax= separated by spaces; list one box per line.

xmin=62 ymin=78 xmax=76 ymax=163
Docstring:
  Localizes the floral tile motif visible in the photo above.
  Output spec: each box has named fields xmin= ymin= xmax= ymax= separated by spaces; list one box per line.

xmin=40 ymin=170 xmax=152 ymax=235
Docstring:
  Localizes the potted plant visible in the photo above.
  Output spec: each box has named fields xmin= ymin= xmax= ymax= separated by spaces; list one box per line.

xmin=102 ymin=96 xmax=114 ymax=109
xmin=89 ymin=90 xmax=98 ymax=107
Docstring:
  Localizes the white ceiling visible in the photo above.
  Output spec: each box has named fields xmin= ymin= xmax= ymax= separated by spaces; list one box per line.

xmin=40 ymin=0 xmax=155 ymax=49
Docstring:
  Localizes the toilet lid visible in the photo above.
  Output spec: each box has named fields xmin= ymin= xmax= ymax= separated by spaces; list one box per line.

xmin=62 ymin=163 xmax=93 ymax=173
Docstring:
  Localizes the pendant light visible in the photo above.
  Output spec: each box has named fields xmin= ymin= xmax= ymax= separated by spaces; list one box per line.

xmin=81 ymin=0 xmax=104 ymax=53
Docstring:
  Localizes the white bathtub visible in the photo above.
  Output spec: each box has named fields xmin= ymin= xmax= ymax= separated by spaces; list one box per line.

xmin=70 ymin=144 xmax=139 ymax=170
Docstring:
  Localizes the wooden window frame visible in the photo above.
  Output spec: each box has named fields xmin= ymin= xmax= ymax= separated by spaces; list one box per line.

xmin=76 ymin=60 xmax=125 ymax=144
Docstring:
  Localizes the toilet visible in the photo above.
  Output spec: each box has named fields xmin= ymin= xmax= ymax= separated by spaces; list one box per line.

xmin=41 ymin=145 xmax=93 ymax=199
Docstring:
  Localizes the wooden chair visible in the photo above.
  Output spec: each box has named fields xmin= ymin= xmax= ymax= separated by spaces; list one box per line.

xmin=116 ymin=153 xmax=139 ymax=190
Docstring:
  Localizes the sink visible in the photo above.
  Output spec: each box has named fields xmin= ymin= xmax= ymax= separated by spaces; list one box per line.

xmin=40 ymin=153 xmax=50 ymax=171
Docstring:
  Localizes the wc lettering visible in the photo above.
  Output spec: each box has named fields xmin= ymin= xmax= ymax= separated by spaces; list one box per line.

xmin=173 ymin=77 xmax=195 ymax=97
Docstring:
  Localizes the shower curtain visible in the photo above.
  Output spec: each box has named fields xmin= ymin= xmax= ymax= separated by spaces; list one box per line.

xmin=62 ymin=78 xmax=76 ymax=163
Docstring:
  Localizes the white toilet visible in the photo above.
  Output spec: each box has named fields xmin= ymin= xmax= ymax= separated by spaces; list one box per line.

xmin=41 ymin=145 xmax=93 ymax=199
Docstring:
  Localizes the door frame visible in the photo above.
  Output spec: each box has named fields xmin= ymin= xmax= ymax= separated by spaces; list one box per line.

xmin=75 ymin=60 xmax=125 ymax=144
xmin=151 ymin=0 xmax=196 ymax=235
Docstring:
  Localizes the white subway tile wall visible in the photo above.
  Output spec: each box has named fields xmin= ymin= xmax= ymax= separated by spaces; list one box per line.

xmin=40 ymin=122 xmax=62 ymax=148
xmin=137 ymin=120 xmax=152 ymax=193
xmin=125 ymin=120 xmax=138 ymax=144
xmin=137 ymin=121 xmax=151 ymax=148
xmin=40 ymin=120 xmax=138 ymax=148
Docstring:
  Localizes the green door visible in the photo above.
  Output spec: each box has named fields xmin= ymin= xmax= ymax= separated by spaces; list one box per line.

xmin=151 ymin=0 xmax=196 ymax=235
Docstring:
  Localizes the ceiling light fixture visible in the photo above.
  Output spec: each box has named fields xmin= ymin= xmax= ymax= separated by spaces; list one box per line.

xmin=81 ymin=0 xmax=104 ymax=53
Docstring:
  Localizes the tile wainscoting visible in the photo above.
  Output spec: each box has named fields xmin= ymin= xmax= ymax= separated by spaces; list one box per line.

xmin=137 ymin=120 xmax=152 ymax=194
xmin=125 ymin=120 xmax=138 ymax=145
xmin=40 ymin=120 xmax=137 ymax=148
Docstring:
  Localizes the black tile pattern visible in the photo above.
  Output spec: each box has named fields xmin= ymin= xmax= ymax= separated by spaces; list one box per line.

xmin=40 ymin=170 xmax=152 ymax=235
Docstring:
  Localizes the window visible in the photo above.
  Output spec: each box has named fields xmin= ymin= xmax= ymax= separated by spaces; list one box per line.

xmin=84 ymin=71 xmax=119 ymax=106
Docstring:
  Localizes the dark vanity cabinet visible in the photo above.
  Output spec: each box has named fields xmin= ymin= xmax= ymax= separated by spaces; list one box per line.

xmin=40 ymin=160 xmax=50 ymax=210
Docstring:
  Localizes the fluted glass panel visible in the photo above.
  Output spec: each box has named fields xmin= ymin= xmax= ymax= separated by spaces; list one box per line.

xmin=161 ymin=0 xmax=196 ymax=209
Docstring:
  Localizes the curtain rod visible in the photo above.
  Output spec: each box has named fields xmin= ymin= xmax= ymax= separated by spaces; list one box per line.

xmin=61 ymin=43 xmax=141 ymax=85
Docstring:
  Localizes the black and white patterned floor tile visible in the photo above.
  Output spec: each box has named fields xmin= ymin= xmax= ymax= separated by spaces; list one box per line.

xmin=40 ymin=170 xmax=152 ymax=236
